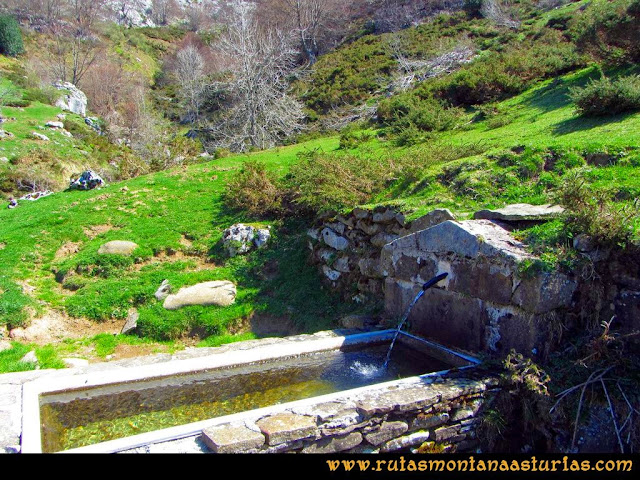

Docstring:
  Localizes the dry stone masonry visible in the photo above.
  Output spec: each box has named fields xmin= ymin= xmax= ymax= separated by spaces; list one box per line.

xmin=201 ymin=374 xmax=498 ymax=454
xmin=309 ymin=204 xmax=586 ymax=360
xmin=308 ymin=207 xmax=456 ymax=302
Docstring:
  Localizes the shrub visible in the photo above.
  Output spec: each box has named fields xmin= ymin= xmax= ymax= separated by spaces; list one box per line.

xmin=555 ymin=170 xmax=640 ymax=248
xmin=0 ymin=15 xmax=24 ymax=57
xmin=569 ymin=74 xmax=640 ymax=117
xmin=223 ymin=160 xmax=284 ymax=217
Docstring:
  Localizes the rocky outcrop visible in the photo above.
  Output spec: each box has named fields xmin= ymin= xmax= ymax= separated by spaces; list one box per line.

xmin=53 ymin=82 xmax=87 ymax=117
xmin=163 ymin=280 xmax=237 ymax=310
xmin=381 ymin=220 xmax=577 ymax=358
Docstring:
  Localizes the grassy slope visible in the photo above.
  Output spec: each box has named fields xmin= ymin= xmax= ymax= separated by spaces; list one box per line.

xmin=0 ymin=135 xmax=358 ymax=371
xmin=367 ymin=66 xmax=640 ymax=219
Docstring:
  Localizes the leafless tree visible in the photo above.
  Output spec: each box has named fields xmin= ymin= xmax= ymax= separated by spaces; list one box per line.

xmin=150 ymin=0 xmax=177 ymax=25
xmin=175 ymin=44 xmax=207 ymax=123
xmin=480 ymin=0 xmax=521 ymax=30
xmin=47 ymin=0 xmax=108 ymax=86
xmin=205 ymin=1 xmax=305 ymax=152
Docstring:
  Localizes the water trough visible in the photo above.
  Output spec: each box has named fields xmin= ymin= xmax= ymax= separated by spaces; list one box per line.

xmin=20 ymin=329 xmax=486 ymax=453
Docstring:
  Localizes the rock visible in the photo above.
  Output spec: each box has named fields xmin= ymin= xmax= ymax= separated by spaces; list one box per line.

xmin=121 ymin=309 xmax=139 ymax=335
xmin=0 ymin=157 xmax=8 ymax=163
xmin=372 ymin=208 xmax=398 ymax=223
xmin=473 ymin=203 xmax=564 ymax=222
xmin=332 ymin=256 xmax=351 ymax=273
xmin=573 ymin=234 xmax=596 ymax=252
xmin=254 ymin=228 xmax=271 ymax=249
xmin=202 ymin=424 xmax=265 ymax=453
xmin=352 ymin=208 xmax=371 ymax=220
xmin=512 ymin=273 xmax=577 ymax=314
xmin=63 ymin=358 xmax=89 ymax=368
xmin=30 ymin=132 xmax=50 ymax=141
xmin=256 ymin=413 xmax=317 ymax=446
xmin=46 ymin=121 xmax=64 ymax=129
xmin=322 ymin=265 xmax=341 ymax=281
xmin=69 ymin=170 xmax=105 ymax=190
xmin=370 ymin=232 xmax=397 ymax=248
xmin=223 ymin=224 xmax=257 ymax=256
xmin=53 ymin=82 xmax=87 ymax=116
xmin=163 ymin=280 xmax=237 ymax=310
xmin=321 ymin=228 xmax=349 ymax=251
xmin=154 ymin=280 xmax=171 ymax=301
xmin=302 ymin=432 xmax=363 ymax=453
xmin=0 ymin=340 xmax=11 ymax=352
xmin=364 ymin=421 xmax=409 ymax=446
xmin=20 ymin=351 xmax=38 ymax=364
xmin=56 ymin=114 xmax=66 ymax=120
xmin=0 ymin=130 xmax=14 ymax=139
xmin=408 ymin=209 xmax=456 ymax=233
xmin=84 ymin=117 xmax=101 ymax=134
xmin=97 ymin=241 xmax=138 ymax=255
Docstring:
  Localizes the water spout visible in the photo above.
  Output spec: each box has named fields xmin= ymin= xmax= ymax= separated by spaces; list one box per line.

xmin=382 ymin=272 xmax=448 ymax=370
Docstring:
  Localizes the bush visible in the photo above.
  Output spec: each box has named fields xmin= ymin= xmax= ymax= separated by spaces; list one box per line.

xmin=223 ymin=160 xmax=284 ymax=217
xmin=0 ymin=15 xmax=24 ymax=57
xmin=570 ymin=74 xmax=640 ymax=117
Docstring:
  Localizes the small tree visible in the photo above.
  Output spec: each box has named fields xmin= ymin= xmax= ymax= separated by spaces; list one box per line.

xmin=0 ymin=15 xmax=24 ymax=57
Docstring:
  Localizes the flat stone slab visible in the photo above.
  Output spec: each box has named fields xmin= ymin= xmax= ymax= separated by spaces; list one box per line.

xmin=256 ymin=412 xmax=317 ymax=446
xmin=163 ymin=280 xmax=236 ymax=310
xmin=97 ymin=241 xmax=138 ymax=255
xmin=201 ymin=424 xmax=265 ymax=453
xmin=473 ymin=204 xmax=564 ymax=222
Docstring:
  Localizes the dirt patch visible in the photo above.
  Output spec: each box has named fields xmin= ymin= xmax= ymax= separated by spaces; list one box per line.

xmin=83 ymin=224 xmax=115 ymax=239
xmin=111 ymin=343 xmax=169 ymax=360
xmin=179 ymin=235 xmax=193 ymax=248
xmin=54 ymin=241 xmax=82 ymax=260
xmin=0 ymin=242 xmax=6 ymax=250
xmin=9 ymin=310 xmax=123 ymax=345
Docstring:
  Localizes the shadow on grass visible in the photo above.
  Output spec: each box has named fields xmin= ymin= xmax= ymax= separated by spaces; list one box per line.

xmin=552 ymin=110 xmax=638 ymax=136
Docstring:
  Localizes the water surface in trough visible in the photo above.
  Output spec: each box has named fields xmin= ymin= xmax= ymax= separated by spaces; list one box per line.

xmin=40 ymin=342 xmax=452 ymax=452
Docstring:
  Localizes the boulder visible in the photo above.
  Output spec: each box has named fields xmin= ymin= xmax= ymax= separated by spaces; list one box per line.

xmin=408 ymin=209 xmax=456 ymax=233
xmin=321 ymin=228 xmax=349 ymax=251
xmin=473 ymin=204 xmax=564 ymax=222
xmin=46 ymin=121 xmax=64 ymax=129
xmin=121 ymin=309 xmax=139 ymax=335
xmin=222 ymin=224 xmax=271 ymax=257
xmin=163 ymin=280 xmax=237 ymax=310
xmin=97 ymin=241 xmax=138 ymax=255
xmin=53 ymin=82 xmax=87 ymax=116
xmin=20 ymin=351 xmax=38 ymax=364
xmin=69 ymin=170 xmax=104 ymax=190
xmin=30 ymin=132 xmax=50 ymax=142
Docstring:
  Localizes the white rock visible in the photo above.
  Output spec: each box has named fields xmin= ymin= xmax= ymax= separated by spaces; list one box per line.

xmin=20 ymin=351 xmax=38 ymax=364
xmin=254 ymin=228 xmax=271 ymax=249
xmin=30 ymin=132 xmax=50 ymax=141
xmin=53 ymin=82 xmax=88 ymax=116
xmin=163 ymin=281 xmax=237 ymax=310
xmin=97 ymin=240 xmax=139 ymax=255
xmin=46 ymin=121 xmax=64 ymax=129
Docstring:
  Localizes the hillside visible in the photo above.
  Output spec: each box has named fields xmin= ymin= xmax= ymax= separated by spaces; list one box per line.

xmin=0 ymin=0 xmax=639 ymax=455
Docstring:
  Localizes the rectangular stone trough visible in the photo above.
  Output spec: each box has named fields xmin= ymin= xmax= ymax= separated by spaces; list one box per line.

xmin=20 ymin=330 xmax=485 ymax=454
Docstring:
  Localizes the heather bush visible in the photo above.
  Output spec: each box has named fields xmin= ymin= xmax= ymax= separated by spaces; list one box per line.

xmin=569 ymin=74 xmax=640 ymax=117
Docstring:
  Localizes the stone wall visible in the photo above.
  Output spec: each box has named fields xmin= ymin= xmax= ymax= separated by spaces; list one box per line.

xmin=307 ymin=207 xmax=455 ymax=303
xmin=201 ymin=374 xmax=498 ymax=454
xmin=381 ymin=220 xmax=577 ymax=359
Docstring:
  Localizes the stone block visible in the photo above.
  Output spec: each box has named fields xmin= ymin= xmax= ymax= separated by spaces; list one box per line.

xmin=410 ymin=412 xmax=450 ymax=431
xmin=364 ymin=421 xmax=409 ymax=446
xmin=256 ymin=413 xmax=317 ymax=446
xmin=512 ymin=273 xmax=577 ymax=314
xmin=448 ymin=258 xmax=513 ymax=305
xmin=201 ymin=424 xmax=265 ymax=453
xmin=302 ymin=432 xmax=363 ymax=453
xmin=380 ymin=431 xmax=431 ymax=452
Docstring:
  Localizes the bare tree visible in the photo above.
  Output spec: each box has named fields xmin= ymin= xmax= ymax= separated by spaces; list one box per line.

xmin=205 ymin=1 xmax=305 ymax=152
xmin=150 ymin=0 xmax=177 ymax=25
xmin=480 ymin=0 xmax=521 ymax=29
xmin=174 ymin=44 xmax=207 ymax=123
xmin=47 ymin=0 xmax=108 ymax=86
